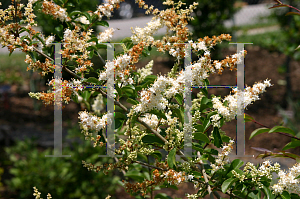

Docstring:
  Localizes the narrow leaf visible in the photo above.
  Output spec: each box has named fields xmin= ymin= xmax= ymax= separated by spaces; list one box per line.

xmin=282 ymin=140 xmax=300 ymax=151
xmin=286 ymin=12 xmax=300 ymax=16
xmin=249 ymin=128 xmax=270 ymax=140
xmin=213 ymin=127 xmax=223 ymax=148
xmin=269 ymin=126 xmax=295 ymax=136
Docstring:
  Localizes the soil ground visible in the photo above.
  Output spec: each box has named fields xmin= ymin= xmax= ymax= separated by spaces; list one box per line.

xmin=1 ymin=46 xmax=300 ymax=198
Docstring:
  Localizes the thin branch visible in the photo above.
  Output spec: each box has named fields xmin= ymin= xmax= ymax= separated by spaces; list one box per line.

xmin=135 ymin=160 xmax=168 ymax=171
xmin=95 ymin=50 xmax=106 ymax=65
xmin=197 ymin=151 xmax=212 ymax=196
xmin=250 ymin=118 xmax=300 ymax=140
xmin=33 ymin=46 xmax=82 ymax=80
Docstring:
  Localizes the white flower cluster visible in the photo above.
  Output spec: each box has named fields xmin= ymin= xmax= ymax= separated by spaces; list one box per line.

xmin=94 ymin=0 xmax=121 ymax=20
xmin=189 ymin=40 xmax=207 ymax=51
xmin=78 ymin=111 xmax=113 ymax=133
xmin=134 ymin=76 xmax=170 ymax=113
xmin=45 ymin=35 xmax=55 ymax=47
xmin=62 ymin=28 xmax=95 ymax=72
xmin=139 ymin=113 xmax=160 ymax=131
xmin=99 ymin=54 xmax=133 ymax=85
xmin=235 ymin=160 xmax=281 ymax=188
xmin=186 ymin=193 xmax=199 ymax=199
xmin=24 ymin=2 xmax=36 ymax=24
xmin=210 ymin=114 xmax=221 ymax=127
xmin=212 ymin=79 xmax=272 ymax=121
xmin=137 ymin=60 xmax=153 ymax=83
xmin=33 ymin=187 xmax=52 ymax=199
xmin=42 ymin=0 xmax=70 ymax=22
xmin=131 ymin=18 xmax=163 ymax=43
xmin=210 ymin=139 xmax=235 ymax=174
xmin=75 ymin=16 xmax=90 ymax=25
xmin=272 ymin=163 xmax=300 ymax=195
xmin=97 ymin=28 xmax=115 ymax=43
xmin=92 ymin=93 xmax=104 ymax=114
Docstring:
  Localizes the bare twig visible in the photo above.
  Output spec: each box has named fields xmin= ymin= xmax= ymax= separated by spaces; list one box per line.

xmin=197 ymin=151 xmax=212 ymax=196
xmin=95 ymin=50 xmax=106 ymax=65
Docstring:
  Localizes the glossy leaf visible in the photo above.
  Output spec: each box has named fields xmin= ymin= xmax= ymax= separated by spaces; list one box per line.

xmin=269 ymin=126 xmax=295 ymax=136
xmin=126 ymin=98 xmax=139 ymax=105
xmin=281 ymin=191 xmax=291 ymax=199
xmin=213 ymin=127 xmax=223 ymax=148
xmin=149 ymin=109 xmax=167 ymax=120
xmin=167 ymin=148 xmax=176 ymax=169
xmin=282 ymin=140 xmax=300 ymax=151
xmin=244 ymin=113 xmax=254 ymax=122
xmin=84 ymin=77 xmax=98 ymax=84
xmin=249 ymin=128 xmax=270 ymax=140
xmin=193 ymin=133 xmax=210 ymax=143
xmin=221 ymin=178 xmax=237 ymax=193
xmin=229 ymin=159 xmax=244 ymax=171
xmin=97 ymin=20 xmax=109 ymax=27
xmin=142 ymin=134 xmax=164 ymax=145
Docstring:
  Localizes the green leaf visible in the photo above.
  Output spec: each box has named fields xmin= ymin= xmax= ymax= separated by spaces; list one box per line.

xmin=121 ymin=85 xmax=135 ymax=97
xmin=173 ymin=108 xmax=184 ymax=124
xmin=213 ymin=127 xmax=222 ymax=148
xmin=291 ymin=193 xmax=300 ymax=199
xmin=175 ymin=93 xmax=183 ymax=105
xmin=115 ymin=112 xmax=127 ymax=120
xmin=97 ymin=20 xmax=109 ymax=27
xmin=142 ymin=134 xmax=164 ymax=145
xmin=207 ymin=111 xmax=218 ymax=119
xmin=154 ymin=193 xmax=172 ymax=199
xmin=167 ymin=148 xmax=176 ymax=169
xmin=192 ymin=143 xmax=203 ymax=153
xmin=269 ymin=126 xmax=295 ymax=136
xmin=151 ymin=151 xmax=162 ymax=160
xmin=121 ymin=37 xmax=133 ymax=43
xmin=28 ymin=51 xmax=37 ymax=62
xmin=82 ymin=90 xmax=92 ymax=101
xmin=244 ymin=113 xmax=254 ymax=122
xmin=249 ymin=128 xmax=270 ymax=140
xmin=84 ymin=77 xmax=98 ymax=84
xmin=149 ymin=109 xmax=167 ymax=120
xmin=69 ymin=11 xmax=82 ymax=18
xmin=125 ymin=170 xmax=144 ymax=181
xmin=144 ymin=75 xmax=157 ymax=82
xmin=203 ymin=119 xmax=211 ymax=132
xmin=261 ymin=185 xmax=273 ymax=199
xmin=282 ymin=140 xmax=300 ymax=151
xmin=126 ymin=98 xmax=139 ymax=105
xmin=193 ymin=133 xmax=210 ymax=143
xmin=194 ymin=124 xmax=203 ymax=132
xmin=221 ymin=178 xmax=237 ymax=193
xmin=281 ymin=191 xmax=291 ymax=199
xmin=229 ymin=159 xmax=244 ymax=171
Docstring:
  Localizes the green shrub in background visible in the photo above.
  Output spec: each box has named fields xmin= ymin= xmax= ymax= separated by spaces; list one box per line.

xmin=182 ymin=0 xmax=237 ymax=39
xmin=4 ymin=126 xmax=120 ymax=199
xmin=270 ymin=0 xmax=300 ymax=59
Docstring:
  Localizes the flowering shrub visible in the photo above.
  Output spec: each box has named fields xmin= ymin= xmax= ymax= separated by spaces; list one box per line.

xmin=1 ymin=0 xmax=300 ymax=198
